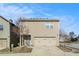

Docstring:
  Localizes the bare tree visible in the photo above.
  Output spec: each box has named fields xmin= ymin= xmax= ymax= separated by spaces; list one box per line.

xmin=59 ymin=29 xmax=70 ymax=42
xmin=15 ymin=17 xmax=31 ymax=46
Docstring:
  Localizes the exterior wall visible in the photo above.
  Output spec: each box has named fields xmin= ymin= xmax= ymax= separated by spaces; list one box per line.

xmin=0 ymin=17 xmax=10 ymax=48
xmin=20 ymin=21 xmax=59 ymax=47
xmin=34 ymin=38 xmax=57 ymax=47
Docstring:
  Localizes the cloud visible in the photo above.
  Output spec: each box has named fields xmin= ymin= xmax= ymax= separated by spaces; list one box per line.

xmin=53 ymin=15 xmax=79 ymax=34
xmin=0 ymin=4 xmax=33 ymax=22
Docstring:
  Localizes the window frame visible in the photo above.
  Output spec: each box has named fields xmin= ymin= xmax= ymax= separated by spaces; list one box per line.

xmin=45 ymin=23 xmax=53 ymax=29
xmin=0 ymin=25 xmax=3 ymax=31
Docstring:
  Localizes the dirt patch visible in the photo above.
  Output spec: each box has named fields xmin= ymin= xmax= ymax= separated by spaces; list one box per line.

xmin=0 ymin=46 xmax=32 ymax=54
xmin=13 ymin=46 xmax=32 ymax=53
xmin=58 ymin=45 xmax=72 ymax=52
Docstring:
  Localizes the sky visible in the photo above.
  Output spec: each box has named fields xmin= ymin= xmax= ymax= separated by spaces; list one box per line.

xmin=0 ymin=3 xmax=79 ymax=35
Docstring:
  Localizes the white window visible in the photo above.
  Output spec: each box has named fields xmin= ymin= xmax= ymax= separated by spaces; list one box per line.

xmin=45 ymin=23 xmax=53 ymax=29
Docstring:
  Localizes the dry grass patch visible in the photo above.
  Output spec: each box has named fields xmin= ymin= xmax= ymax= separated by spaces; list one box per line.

xmin=13 ymin=46 xmax=32 ymax=53
xmin=58 ymin=45 xmax=72 ymax=52
xmin=0 ymin=46 xmax=32 ymax=54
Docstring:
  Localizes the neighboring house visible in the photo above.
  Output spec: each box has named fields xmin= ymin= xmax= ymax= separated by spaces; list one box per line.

xmin=0 ymin=16 xmax=20 ymax=51
xmin=19 ymin=18 xmax=59 ymax=48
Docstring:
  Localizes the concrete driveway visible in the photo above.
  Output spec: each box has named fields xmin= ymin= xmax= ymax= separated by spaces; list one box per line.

xmin=31 ymin=47 xmax=65 ymax=56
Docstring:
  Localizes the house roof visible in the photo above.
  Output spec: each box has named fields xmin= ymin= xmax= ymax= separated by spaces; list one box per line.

xmin=0 ymin=16 xmax=13 ymax=24
xmin=19 ymin=18 xmax=59 ymax=22
xmin=0 ymin=16 xmax=18 ymax=28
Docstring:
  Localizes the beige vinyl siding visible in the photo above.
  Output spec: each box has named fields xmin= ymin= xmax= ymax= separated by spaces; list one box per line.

xmin=20 ymin=21 xmax=59 ymax=47
xmin=0 ymin=17 xmax=10 ymax=49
